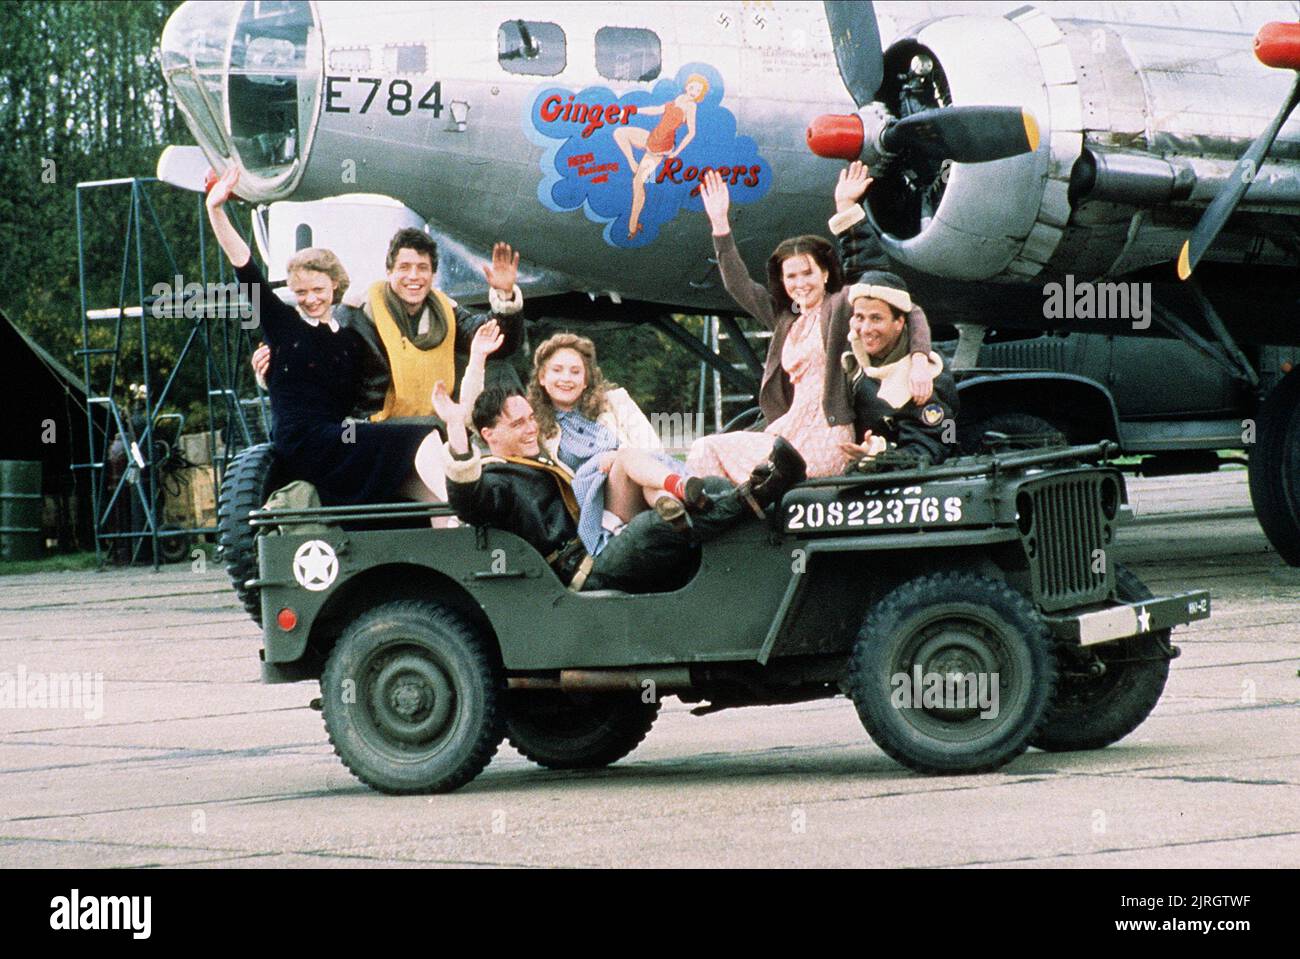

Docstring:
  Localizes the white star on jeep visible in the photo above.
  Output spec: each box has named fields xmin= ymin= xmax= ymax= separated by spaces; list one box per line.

xmin=1137 ymin=606 xmax=1151 ymax=632
xmin=293 ymin=541 xmax=338 ymax=591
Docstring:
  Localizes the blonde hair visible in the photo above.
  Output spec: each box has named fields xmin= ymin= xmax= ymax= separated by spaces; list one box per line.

xmin=685 ymin=73 xmax=709 ymax=102
xmin=286 ymin=247 xmax=350 ymax=303
xmin=527 ymin=332 xmax=615 ymax=442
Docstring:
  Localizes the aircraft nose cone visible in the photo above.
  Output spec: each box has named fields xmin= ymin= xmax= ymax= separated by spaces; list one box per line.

xmin=1255 ymin=21 xmax=1300 ymax=70
xmin=806 ymin=114 xmax=864 ymax=160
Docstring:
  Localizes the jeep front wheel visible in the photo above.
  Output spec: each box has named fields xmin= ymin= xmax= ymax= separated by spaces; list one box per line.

xmin=506 ymin=691 xmax=659 ymax=769
xmin=847 ymin=572 xmax=1056 ymax=774
xmin=1030 ymin=563 xmax=1172 ymax=752
xmin=321 ymin=601 xmax=503 ymax=794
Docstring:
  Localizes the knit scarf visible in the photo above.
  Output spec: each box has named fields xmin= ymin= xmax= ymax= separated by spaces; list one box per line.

xmin=381 ymin=283 xmax=453 ymax=349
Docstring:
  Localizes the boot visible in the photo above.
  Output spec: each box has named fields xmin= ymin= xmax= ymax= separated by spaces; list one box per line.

xmin=741 ymin=437 xmax=806 ymax=516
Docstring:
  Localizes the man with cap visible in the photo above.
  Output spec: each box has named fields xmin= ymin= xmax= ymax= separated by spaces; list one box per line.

xmin=838 ymin=271 xmax=960 ymax=470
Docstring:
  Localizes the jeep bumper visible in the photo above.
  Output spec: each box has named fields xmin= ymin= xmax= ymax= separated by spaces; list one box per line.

xmin=1043 ymin=590 xmax=1210 ymax=646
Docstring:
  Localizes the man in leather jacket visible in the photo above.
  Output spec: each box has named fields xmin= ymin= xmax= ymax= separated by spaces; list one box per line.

xmin=438 ymin=386 xmax=804 ymax=593
xmin=840 ymin=272 xmax=960 ymax=469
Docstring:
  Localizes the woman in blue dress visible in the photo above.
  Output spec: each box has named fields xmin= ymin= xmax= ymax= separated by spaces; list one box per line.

xmin=460 ymin=331 xmax=701 ymax=554
xmin=206 ymin=164 xmax=439 ymax=505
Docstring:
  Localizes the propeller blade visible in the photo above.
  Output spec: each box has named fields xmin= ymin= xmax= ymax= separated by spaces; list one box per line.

xmin=1178 ymin=73 xmax=1300 ymax=280
xmin=823 ymin=0 xmax=883 ymax=108
xmin=881 ymin=106 xmax=1040 ymax=164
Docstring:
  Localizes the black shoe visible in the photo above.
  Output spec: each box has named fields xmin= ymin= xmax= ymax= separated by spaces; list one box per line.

xmin=746 ymin=437 xmax=807 ymax=512
xmin=682 ymin=476 xmax=711 ymax=513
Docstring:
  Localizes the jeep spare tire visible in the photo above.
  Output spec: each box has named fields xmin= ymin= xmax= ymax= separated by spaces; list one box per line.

xmin=217 ymin=442 xmax=282 ymax=625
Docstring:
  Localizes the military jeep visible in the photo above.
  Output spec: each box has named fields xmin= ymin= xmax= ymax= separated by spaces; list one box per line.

xmin=220 ymin=441 xmax=1210 ymax=794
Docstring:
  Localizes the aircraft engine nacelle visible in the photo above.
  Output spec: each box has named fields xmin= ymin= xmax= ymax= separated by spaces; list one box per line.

xmin=866 ymin=7 xmax=1079 ymax=283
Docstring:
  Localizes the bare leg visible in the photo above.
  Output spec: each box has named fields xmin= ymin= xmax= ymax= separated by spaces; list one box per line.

xmin=608 ymin=447 xmax=680 ymax=517
xmin=628 ymin=153 xmax=663 ymax=236
xmin=613 ymin=125 xmax=645 ymax=171
xmin=604 ymin=458 xmax=648 ymax=524
xmin=616 ymin=447 xmax=676 ymax=490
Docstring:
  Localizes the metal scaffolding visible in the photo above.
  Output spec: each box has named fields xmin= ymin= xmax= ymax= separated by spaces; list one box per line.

xmin=73 ymin=176 xmax=269 ymax=567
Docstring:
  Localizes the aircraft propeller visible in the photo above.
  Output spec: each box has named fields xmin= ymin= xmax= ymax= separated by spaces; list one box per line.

xmin=807 ymin=0 xmax=1039 ymax=165
xmin=1177 ymin=21 xmax=1300 ymax=280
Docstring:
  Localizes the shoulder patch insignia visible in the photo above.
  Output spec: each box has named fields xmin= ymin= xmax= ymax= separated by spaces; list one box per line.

xmin=922 ymin=403 xmax=945 ymax=427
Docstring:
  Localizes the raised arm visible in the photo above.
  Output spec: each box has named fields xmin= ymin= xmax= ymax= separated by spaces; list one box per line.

xmin=829 ymin=161 xmax=888 ymax=277
xmin=435 ymin=381 xmax=515 ymax=525
xmin=205 ymin=165 xmax=251 ymax=269
xmin=454 ymin=242 xmax=525 ymax=357
xmin=701 ymin=170 xmax=777 ymax=328
xmin=206 ymin=166 xmax=299 ymax=344
xmin=456 ymin=319 xmax=504 ymax=412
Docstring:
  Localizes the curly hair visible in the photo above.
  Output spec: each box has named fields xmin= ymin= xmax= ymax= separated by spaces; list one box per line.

xmin=527 ymin=333 xmax=616 ymax=443
xmin=285 ymin=247 xmax=349 ymax=303
xmin=766 ymin=235 xmax=844 ymax=315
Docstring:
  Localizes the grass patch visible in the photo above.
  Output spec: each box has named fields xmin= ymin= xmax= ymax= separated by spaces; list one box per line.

xmin=0 ymin=551 xmax=102 ymax=577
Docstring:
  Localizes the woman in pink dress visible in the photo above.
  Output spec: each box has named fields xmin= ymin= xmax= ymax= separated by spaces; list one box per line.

xmin=687 ymin=167 xmax=935 ymax=482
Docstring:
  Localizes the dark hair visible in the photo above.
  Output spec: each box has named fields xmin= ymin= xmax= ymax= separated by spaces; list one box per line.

xmin=471 ymin=385 xmax=524 ymax=434
xmin=386 ymin=227 xmax=438 ymax=272
xmin=765 ymin=235 xmax=844 ymax=314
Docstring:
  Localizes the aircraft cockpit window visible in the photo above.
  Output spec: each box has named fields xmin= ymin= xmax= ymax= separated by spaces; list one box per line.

xmin=498 ymin=20 xmax=566 ymax=76
xmin=594 ymin=27 xmax=661 ymax=82
xmin=227 ymin=0 xmax=320 ymax=187
xmin=160 ymin=0 xmax=321 ymax=200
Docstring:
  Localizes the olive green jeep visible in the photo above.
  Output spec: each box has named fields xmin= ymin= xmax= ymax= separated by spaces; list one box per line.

xmin=218 ymin=440 xmax=1209 ymax=794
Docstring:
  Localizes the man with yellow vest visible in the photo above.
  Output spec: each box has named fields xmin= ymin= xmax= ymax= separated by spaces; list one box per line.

xmin=252 ymin=228 xmax=525 ymax=423
xmin=336 ymin=228 xmax=525 ymax=423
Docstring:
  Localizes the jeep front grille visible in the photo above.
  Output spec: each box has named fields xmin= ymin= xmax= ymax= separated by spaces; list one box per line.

xmin=1022 ymin=476 xmax=1113 ymax=612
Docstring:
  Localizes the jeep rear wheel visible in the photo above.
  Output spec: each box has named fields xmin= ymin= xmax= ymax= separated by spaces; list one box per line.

xmin=321 ymin=601 xmax=503 ymax=794
xmin=847 ymin=572 xmax=1056 ymax=775
xmin=506 ymin=691 xmax=659 ymax=770
xmin=1030 ymin=564 xmax=1172 ymax=752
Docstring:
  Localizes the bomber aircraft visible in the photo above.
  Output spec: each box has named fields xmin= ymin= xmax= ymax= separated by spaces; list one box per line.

xmin=157 ymin=0 xmax=1300 ymax=563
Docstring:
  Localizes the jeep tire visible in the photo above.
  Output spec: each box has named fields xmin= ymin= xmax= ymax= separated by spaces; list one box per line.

xmin=506 ymin=691 xmax=659 ymax=770
xmin=847 ymin=572 xmax=1056 ymax=774
xmin=321 ymin=601 xmax=503 ymax=794
xmin=1030 ymin=564 xmax=1172 ymax=752
xmin=217 ymin=442 xmax=282 ymax=624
